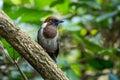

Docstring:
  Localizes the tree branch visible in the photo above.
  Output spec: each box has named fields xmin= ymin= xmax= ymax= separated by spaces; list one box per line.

xmin=0 ymin=10 xmax=68 ymax=80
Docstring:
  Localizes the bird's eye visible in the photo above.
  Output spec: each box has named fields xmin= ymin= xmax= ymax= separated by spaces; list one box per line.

xmin=50 ymin=19 xmax=58 ymax=23
xmin=55 ymin=20 xmax=58 ymax=22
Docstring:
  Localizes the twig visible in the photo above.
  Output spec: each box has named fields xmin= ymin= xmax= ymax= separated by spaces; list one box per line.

xmin=13 ymin=59 xmax=29 ymax=80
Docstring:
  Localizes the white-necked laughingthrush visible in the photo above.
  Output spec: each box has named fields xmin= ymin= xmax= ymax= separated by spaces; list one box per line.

xmin=37 ymin=16 xmax=63 ymax=62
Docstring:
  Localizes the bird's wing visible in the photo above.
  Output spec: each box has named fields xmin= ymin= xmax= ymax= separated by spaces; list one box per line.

xmin=54 ymin=35 xmax=60 ymax=57
xmin=37 ymin=27 xmax=41 ymax=44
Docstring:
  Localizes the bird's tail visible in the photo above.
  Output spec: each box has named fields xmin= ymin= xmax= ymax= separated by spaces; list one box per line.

xmin=48 ymin=53 xmax=57 ymax=63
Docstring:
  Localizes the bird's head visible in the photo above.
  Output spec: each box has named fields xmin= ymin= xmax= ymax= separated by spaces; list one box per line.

xmin=44 ymin=16 xmax=64 ymax=26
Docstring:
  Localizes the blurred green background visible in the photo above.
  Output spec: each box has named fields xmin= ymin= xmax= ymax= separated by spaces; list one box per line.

xmin=0 ymin=0 xmax=120 ymax=80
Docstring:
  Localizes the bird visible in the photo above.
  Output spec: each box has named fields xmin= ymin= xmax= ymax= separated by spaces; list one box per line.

xmin=37 ymin=16 xmax=63 ymax=62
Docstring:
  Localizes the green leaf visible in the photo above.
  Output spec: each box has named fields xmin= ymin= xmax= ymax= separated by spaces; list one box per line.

xmin=1 ymin=39 xmax=20 ymax=59
xmin=11 ymin=0 xmax=21 ymax=5
xmin=52 ymin=0 xmax=70 ymax=14
xmin=96 ymin=11 xmax=118 ymax=22
xmin=70 ymin=1 xmax=101 ymax=10
xmin=80 ymin=28 xmax=87 ymax=36
xmin=73 ymin=34 xmax=103 ymax=53
xmin=71 ymin=64 xmax=81 ymax=76
xmin=65 ymin=69 xmax=79 ymax=80
xmin=34 ymin=0 xmax=56 ymax=10
xmin=21 ymin=0 xmax=31 ymax=4
xmin=19 ymin=8 xmax=52 ymax=24
xmin=3 ymin=5 xmax=52 ymax=24
xmin=5 ymin=0 xmax=31 ymax=5
xmin=97 ymin=0 xmax=103 ymax=4
xmin=90 ymin=29 xmax=98 ymax=35
xmin=82 ymin=39 xmax=103 ymax=53
xmin=88 ymin=58 xmax=113 ymax=70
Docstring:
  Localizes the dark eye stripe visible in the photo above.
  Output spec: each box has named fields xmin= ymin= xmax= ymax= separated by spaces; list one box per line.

xmin=50 ymin=19 xmax=58 ymax=22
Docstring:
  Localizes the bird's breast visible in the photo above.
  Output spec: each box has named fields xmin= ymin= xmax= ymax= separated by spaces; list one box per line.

xmin=43 ymin=25 xmax=57 ymax=39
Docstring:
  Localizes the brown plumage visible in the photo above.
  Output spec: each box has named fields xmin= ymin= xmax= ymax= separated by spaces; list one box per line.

xmin=43 ymin=24 xmax=57 ymax=39
xmin=37 ymin=16 xmax=63 ymax=62
xmin=44 ymin=16 xmax=58 ymax=23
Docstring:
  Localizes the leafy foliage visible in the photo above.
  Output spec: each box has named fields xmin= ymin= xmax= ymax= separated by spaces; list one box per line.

xmin=1 ymin=39 xmax=19 ymax=59
xmin=0 ymin=0 xmax=120 ymax=80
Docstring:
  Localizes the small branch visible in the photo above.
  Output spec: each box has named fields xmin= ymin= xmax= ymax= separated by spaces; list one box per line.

xmin=14 ymin=59 xmax=29 ymax=80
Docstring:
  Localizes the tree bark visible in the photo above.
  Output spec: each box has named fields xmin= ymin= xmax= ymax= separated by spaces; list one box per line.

xmin=0 ymin=10 xmax=68 ymax=80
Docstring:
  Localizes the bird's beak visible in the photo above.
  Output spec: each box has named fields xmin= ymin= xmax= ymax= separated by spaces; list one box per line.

xmin=58 ymin=20 xmax=64 ymax=23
